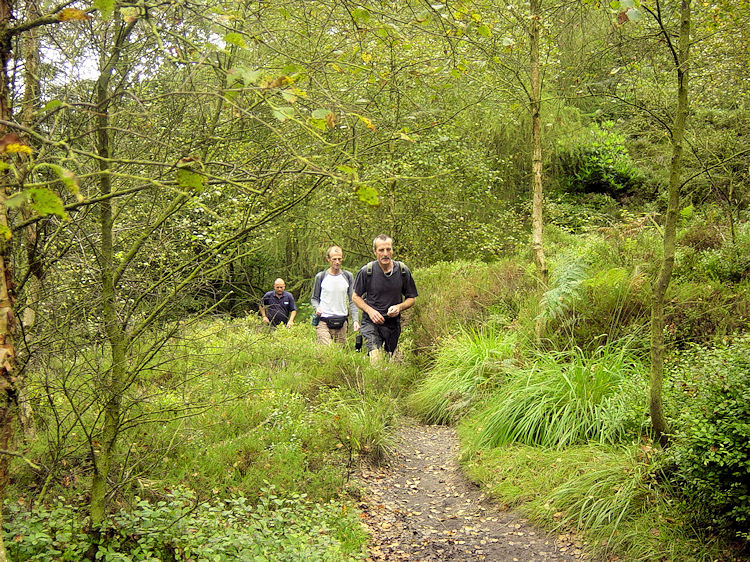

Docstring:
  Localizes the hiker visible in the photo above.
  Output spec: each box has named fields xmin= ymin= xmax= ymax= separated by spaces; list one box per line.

xmin=310 ymin=246 xmax=360 ymax=345
xmin=260 ymin=278 xmax=297 ymax=327
xmin=352 ymin=235 xmax=418 ymax=362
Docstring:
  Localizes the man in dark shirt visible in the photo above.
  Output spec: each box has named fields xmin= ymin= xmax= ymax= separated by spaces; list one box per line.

xmin=260 ymin=278 xmax=297 ymax=327
xmin=352 ymin=235 xmax=418 ymax=363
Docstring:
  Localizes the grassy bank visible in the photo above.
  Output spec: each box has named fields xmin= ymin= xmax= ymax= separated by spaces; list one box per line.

xmin=6 ymin=317 xmax=413 ymax=559
xmin=408 ymin=223 xmax=750 ymax=561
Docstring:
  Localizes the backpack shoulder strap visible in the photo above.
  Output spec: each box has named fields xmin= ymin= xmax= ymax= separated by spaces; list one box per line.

xmin=312 ymin=270 xmax=326 ymax=302
xmin=363 ymin=261 xmax=376 ymax=294
xmin=397 ymin=261 xmax=407 ymax=278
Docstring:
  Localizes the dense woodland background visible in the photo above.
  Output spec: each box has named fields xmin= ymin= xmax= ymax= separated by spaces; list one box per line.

xmin=0 ymin=0 xmax=749 ymax=560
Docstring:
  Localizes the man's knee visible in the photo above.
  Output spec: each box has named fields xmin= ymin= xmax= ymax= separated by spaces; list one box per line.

xmin=369 ymin=347 xmax=385 ymax=364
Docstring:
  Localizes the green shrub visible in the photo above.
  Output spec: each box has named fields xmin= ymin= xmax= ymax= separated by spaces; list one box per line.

xmin=409 ymin=260 xmax=533 ymax=355
xmin=469 ymin=342 xmax=646 ymax=450
xmin=552 ymin=121 xmax=645 ymax=199
xmin=662 ymin=281 xmax=750 ymax=345
xmin=676 ymin=220 xmax=750 ymax=284
xmin=668 ymin=336 xmax=750 ymax=537
xmin=535 ymin=249 xmax=651 ymax=351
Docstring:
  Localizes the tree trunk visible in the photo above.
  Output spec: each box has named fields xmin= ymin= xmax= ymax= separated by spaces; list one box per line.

xmin=16 ymin=0 xmax=42 ymax=439
xmin=529 ymin=0 xmax=547 ymax=289
xmin=86 ymin=16 xmax=136 ymax=558
xmin=0 ymin=0 xmax=16 ymax=555
xmin=649 ymin=0 xmax=691 ymax=445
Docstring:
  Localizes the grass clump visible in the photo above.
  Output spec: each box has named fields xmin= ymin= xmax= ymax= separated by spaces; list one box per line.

xmin=469 ymin=342 xmax=646 ymax=450
xmin=408 ymin=327 xmax=521 ymax=424
xmin=461 ymin=442 xmax=734 ymax=561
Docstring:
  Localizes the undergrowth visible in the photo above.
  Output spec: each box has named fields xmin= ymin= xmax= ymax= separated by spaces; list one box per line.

xmin=468 ymin=342 xmax=646 ymax=450
xmin=5 ymin=485 xmax=366 ymax=560
xmin=7 ymin=315 xmax=409 ymax=559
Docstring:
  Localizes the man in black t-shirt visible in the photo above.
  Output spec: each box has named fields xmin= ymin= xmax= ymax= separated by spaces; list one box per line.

xmin=352 ymin=235 xmax=418 ymax=363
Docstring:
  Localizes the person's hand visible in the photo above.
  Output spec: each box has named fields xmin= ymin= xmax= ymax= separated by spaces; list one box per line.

xmin=369 ymin=308 xmax=385 ymax=324
xmin=353 ymin=321 xmax=360 ymax=332
xmin=316 ymin=307 xmax=322 ymax=316
xmin=262 ymin=316 xmax=270 ymax=324
xmin=286 ymin=319 xmax=294 ymax=327
xmin=387 ymin=305 xmax=400 ymax=318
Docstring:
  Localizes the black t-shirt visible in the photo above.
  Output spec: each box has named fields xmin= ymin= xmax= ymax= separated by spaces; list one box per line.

xmin=353 ymin=261 xmax=418 ymax=319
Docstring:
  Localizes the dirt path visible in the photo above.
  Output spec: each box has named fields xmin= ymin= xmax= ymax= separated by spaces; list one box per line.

xmin=356 ymin=421 xmax=584 ymax=561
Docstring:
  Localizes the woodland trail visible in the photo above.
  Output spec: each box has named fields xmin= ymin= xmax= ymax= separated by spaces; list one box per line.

xmin=356 ymin=420 xmax=585 ymax=561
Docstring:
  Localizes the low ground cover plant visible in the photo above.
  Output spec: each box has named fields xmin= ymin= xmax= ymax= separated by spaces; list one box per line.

xmin=4 ymin=486 xmax=365 ymax=560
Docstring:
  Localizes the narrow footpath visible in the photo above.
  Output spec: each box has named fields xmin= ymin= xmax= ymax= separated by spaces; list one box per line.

xmin=356 ymin=421 xmax=585 ymax=561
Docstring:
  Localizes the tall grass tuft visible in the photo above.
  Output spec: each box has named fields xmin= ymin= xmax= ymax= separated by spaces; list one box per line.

xmin=408 ymin=327 xmax=520 ymax=424
xmin=473 ymin=341 xmax=646 ymax=449
xmin=461 ymin=443 xmax=729 ymax=561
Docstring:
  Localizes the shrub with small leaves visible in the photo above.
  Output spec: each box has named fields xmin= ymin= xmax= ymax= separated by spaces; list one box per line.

xmin=668 ymin=336 xmax=750 ymax=538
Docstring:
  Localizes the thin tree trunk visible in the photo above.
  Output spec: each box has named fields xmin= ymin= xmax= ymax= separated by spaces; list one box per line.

xmin=16 ymin=1 xmax=41 ymax=439
xmin=530 ymin=0 xmax=547 ymax=289
xmin=86 ymin=16 xmax=137 ymax=558
xmin=0 ymin=0 xmax=16 ymax=555
xmin=649 ymin=0 xmax=691 ymax=445
xmin=0 ymin=235 xmax=13 ymax=562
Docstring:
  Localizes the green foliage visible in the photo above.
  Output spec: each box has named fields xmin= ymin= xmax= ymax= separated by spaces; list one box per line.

xmin=676 ymin=220 xmax=750 ymax=284
xmin=667 ymin=336 xmax=750 ymax=538
xmin=461 ymin=443 xmax=733 ymax=561
xmin=545 ymin=193 xmax=624 ymax=233
xmin=537 ymin=252 xmax=589 ymax=325
xmin=318 ymin=391 xmax=399 ymax=464
xmin=409 ymin=260 xmax=533 ymax=355
xmin=14 ymin=316 xmax=402 ymax=551
xmin=469 ymin=343 xmax=646 ymax=450
xmin=552 ymin=122 xmax=645 ymax=199
xmin=532 ymin=240 xmax=652 ymax=350
xmin=409 ymin=327 xmax=521 ymax=424
xmin=5 ymin=187 xmax=68 ymax=220
xmin=4 ymin=487 xmax=366 ymax=560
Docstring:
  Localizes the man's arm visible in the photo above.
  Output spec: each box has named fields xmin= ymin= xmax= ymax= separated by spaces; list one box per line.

xmin=387 ymin=297 xmax=415 ymax=317
xmin=353 ymin=292 xmax=384 ymax=325
xmin=287 ymin=309 xmax=297 ymax=326
xmin=259 ymin=302 xmax=270 ymax=323
xmin=310 ymin=272 xmax=323 ymax=314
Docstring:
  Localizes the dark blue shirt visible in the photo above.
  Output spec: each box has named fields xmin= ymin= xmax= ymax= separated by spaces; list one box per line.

xmin=262 ymin=291 xmax=297 ymax=326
